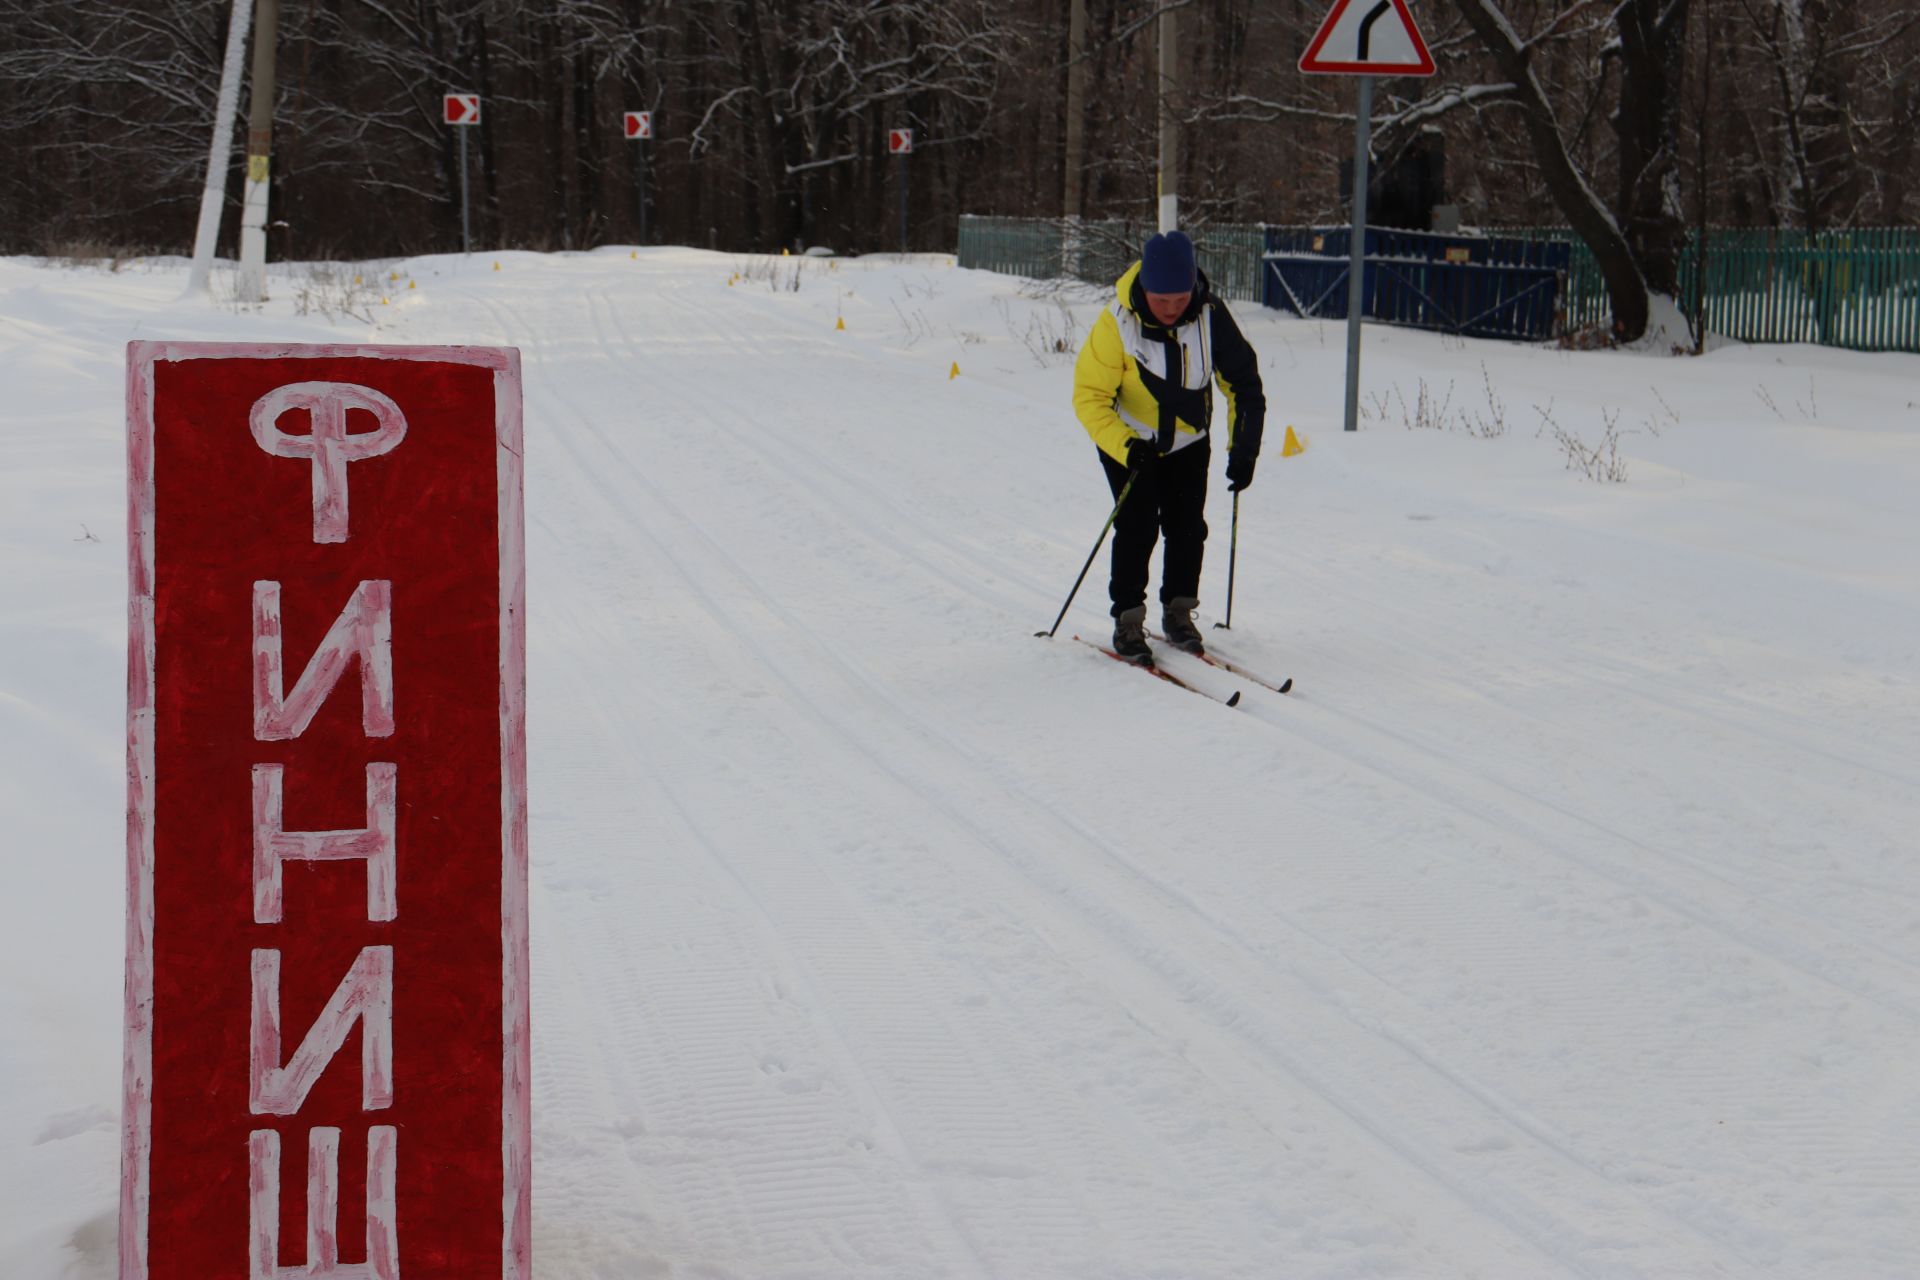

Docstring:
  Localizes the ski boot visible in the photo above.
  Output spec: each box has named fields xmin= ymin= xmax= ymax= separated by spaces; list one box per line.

xmin=1112 ymin=605 xmax=1154 ymax=665
xmin=1161 ymin=596 xmax=1205 ymax=655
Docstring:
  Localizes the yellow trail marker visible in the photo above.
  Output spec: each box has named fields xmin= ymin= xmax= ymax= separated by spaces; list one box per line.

xmin=408 ymin=280 xmax=416 ymax=290
xmin=630 ymin=250 xmax=637 ymax=260
xmin=1282 ymin=425 xmax=1307 ymax=457
xmin=949 ymin=361 xmax=960 ymax=380
xmin=492 ymin=261 xmax=501 ymax=271
xmin=353 ymin=275 xmax=362 ymax=285
xmin=381 ymin=296 xmax=390 ymax=306
xmin=835 ymin=316 xmax=845 ymax=331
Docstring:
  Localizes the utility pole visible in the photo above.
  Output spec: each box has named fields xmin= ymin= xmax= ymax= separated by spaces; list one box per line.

xmin=237 ymin=0 xmax=278 ymax=303
xmin=1157 ymin=2 xmax=1178 ymax=232
xmin=1063 ymin=0 xmax=1089 ymax=276
xmin=186 ymin=0 xmax=253 ymax=296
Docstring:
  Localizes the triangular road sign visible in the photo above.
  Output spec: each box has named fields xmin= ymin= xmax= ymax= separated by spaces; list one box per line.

xmin=1299 ymin=0 xmax=1436 ymax=76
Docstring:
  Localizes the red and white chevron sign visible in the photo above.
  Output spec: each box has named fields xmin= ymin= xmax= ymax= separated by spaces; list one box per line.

xmin=444 ymin=92 xmax=481 ymax=125
xmin=1298 ymin=0 xmax=1436 ymax=75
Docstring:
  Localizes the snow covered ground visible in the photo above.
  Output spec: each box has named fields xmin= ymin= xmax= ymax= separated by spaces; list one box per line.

xmin=3 ymin=246 xmax=1919 ymax=1278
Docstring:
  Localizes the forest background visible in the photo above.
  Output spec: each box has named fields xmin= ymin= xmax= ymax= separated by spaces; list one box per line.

xmin=2 ymin=0 xmax=1915 ymax=267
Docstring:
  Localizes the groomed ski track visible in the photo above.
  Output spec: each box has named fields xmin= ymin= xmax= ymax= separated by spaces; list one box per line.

xmin=3 ymin=248 xmax=1919 ymax=1278
xmin=454 ymin=253 xmax=1920 ymax=1278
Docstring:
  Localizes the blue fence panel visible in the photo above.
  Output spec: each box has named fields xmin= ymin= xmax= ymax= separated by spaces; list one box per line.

xmin=1263 ymin=254 xmax=1355 ymax=317
xmin=1264 ymin=225 xmax=1573 ymax=271
xmin=1264 ymin=253 xmax=1561 ymax=341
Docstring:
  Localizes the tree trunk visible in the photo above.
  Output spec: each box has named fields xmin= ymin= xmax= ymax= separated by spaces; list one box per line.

xmin=1613 ymin=0 xmax=1691 ymax=295
xmin=1452 ymin=0 xmax=1652 ymax=341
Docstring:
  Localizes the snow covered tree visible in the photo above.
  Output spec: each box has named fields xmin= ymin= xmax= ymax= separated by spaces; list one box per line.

xmin=2 ymin=0 xmax=1914 ymax=271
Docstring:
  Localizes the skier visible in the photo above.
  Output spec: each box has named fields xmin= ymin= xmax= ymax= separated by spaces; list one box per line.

xmin=1072 ymin=229 xmax=1265 ymax=664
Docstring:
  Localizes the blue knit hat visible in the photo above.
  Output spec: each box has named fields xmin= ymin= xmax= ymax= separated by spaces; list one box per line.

xmin=1140 ymin=230 xmax=1197 ymax=294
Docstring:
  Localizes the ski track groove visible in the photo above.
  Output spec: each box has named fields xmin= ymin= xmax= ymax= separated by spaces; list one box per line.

xmin=523 ymin=294 xmax=1757 ymax=1276
xmin=587 ymin=276 xmax=1920 ymax=1022
xmin=1172 ymin=494 xmax=1920 ymax=982
xmin=1275 ymin=512 xmax=1919 ymax=792
xmin=439 ymin=265 xmax=1920 ymax=1275
xmin=1233 ymin=574 xmax=1920 ymax=999
xmin=585 ymin=281 xmax=1069 ymax=611
xmin=511 ymin=294 xmax=1002 ymax=1279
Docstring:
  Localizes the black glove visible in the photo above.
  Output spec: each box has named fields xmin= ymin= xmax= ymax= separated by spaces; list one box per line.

xmin=1125 ymin=436 xmax=1161 ymax=474
xmin=1226 ymin=450 xmax=1257 ymax=492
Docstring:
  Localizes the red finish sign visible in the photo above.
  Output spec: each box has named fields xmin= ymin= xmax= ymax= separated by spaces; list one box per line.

xmin=444 ymin=93 xmax=481 ymax=126
xmin=122 ymin=342 xmax=529 ymax=1280
xmin=888 ymin=128 xmax=914 ymax=155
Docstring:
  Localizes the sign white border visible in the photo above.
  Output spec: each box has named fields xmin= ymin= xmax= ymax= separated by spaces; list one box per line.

xmin=121 ymin=341 xmax=530 ymax=1280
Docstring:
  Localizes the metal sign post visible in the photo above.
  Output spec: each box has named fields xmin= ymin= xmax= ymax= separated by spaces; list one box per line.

xmin=889 ymin=129 xmax=913 ymax=253
xmin=1344 ymin=75 xmax=1374 ymax=435
xmin=1299 ymin=0 xmax=1436 ymax=431
xmin=460 ymin=128 xmax=471 ymax=254
xmin=624 ymin=112 xmax=653 ymax=244
xmin=444 ymin=92 xmax=481 ymax=254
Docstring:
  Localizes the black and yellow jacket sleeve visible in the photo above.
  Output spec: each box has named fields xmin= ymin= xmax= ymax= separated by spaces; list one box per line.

xmin=1210 ymin=300 xmax=1265 ymax=458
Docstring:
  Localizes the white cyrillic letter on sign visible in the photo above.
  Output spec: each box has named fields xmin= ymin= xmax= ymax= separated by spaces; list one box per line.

xmin=250 ymin=946 xmax=395 ymax=1115
xmin=254 ymin=580 xmax=394 ymax=741
xmin=249 ymin=1126 xmax=399 ymax=1280
xmin=250 ymin=382 xmax=408 ymax=544
xmin=253 ymin=763 xmax=397 ymax=925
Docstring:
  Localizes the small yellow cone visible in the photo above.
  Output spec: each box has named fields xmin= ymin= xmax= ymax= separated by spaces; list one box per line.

xmin=492 ymin=261 xmax=501 ymax=271
xmin=353 ymin=275 xmax=362 ymax=285
xmin=408 ymin=279 xmax=416 ymax=290
xmin=1282 ymin=425 xmax=1306 ymax=457
xmin=381 ymin=296 xmax=390 ymax=306
xmin=835 ymin=316 xmax=845 ymax=331
xmin=949 ymin=361 xmax=960 ymax=380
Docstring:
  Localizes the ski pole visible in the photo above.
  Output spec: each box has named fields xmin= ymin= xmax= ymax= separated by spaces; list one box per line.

xmin=1215 ymin=488 xmax=1238 ymax=630
xmin=1036 ymin=470 xmax=1137 ymax=639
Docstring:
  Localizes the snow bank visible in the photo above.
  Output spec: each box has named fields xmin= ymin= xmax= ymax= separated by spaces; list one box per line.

xmin=4 ymin=248 xmax=1919 ymax=1278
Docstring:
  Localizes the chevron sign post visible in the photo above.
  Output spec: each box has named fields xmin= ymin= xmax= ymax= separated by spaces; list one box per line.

xmin=1300 ymin=0 xmax=1436 ymax=432
xmin=444 ymin=93 xmax=481 ymax=253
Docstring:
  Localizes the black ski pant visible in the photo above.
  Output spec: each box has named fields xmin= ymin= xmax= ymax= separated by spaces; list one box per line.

xmin=1099 ymin=436 xmax=1209 ymax=617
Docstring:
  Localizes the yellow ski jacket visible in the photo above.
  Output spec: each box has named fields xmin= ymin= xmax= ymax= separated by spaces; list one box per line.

xmin=1073 ymin=261 xmax=1266 ymax=467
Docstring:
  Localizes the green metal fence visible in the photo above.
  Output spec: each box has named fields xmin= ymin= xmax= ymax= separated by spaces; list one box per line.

xmin=959 ymin=214 xmax=1920 ymax=352
xmin=1684 ymin=227 xmax=1920 ymax=352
